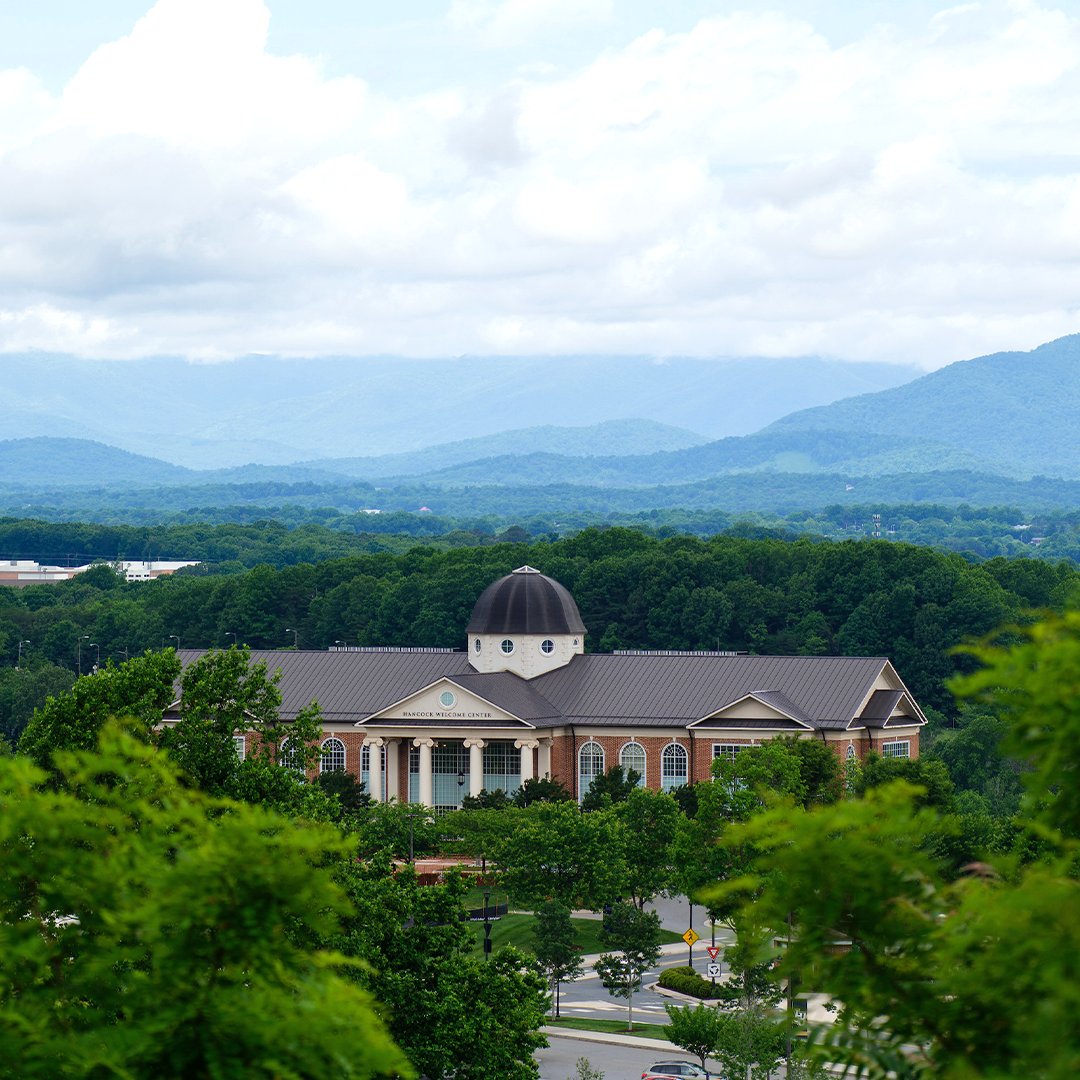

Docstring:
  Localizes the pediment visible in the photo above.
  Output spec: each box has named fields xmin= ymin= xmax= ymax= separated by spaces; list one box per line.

xmin=690 ymin=692 xmax=813 ymax=730
xmin=358 ymin=677 xmax=530 ymax=727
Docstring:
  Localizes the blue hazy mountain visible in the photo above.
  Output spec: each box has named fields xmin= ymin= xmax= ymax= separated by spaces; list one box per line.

xmin=0 ymin=353 xmax=919 ymax=468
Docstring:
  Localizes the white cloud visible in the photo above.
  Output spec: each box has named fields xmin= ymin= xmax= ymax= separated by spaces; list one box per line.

xmin=0 ymin=0 xmax=1077 ymax=366
xmin=447 ymin=0 xmax=614 ymax=48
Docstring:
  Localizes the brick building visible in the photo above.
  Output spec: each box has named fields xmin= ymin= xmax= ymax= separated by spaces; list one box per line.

xmin=182 ymin=566 xmax=925 ymax=807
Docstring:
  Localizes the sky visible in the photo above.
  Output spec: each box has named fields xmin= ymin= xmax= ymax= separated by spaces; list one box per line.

xmin=0 ymin=0 xmax=1077 ymax=368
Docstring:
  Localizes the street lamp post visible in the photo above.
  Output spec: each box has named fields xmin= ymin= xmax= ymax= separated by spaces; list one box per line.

xmin=286 ymin=628 xmax=298 ymax=648
xmin=334 ymin=639 xmax=347 ymax=648
xmin=483 ymin=889 xmax=492 ymax=960
xmin=169 ymin=634 xmax=180 ymax=652
xmin=89 ymin=642 xmax=100 ymax=672
xmin=16 ymin=640 xmax=30 ymax=669
xmin=77 ymin=634 xmax=90 ymax=676
xmin=225 ymin=631 xmax=237 ymax=648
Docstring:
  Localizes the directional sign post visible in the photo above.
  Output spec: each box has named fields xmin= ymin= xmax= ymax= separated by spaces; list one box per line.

xmin=706 ymin=945 xmax=721 ymax=984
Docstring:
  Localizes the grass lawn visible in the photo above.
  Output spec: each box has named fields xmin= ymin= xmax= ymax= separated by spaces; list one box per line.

xmin=466 ymin=911 xmax=683 ymax=958
xmin=546 ymin=1017 xmax=670 ymax=1040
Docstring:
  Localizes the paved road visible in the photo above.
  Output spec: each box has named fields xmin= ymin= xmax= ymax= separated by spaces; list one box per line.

xmin=537 ymin=1035 xmax=664 ymax=1080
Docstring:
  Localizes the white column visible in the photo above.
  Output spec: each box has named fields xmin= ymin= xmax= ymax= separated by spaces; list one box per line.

xmin=415 ymin=737 xmax=435 ymax=807
xmin=516 ymin=739 xmax=539 ymax=785
xmin=385 ymin=738 xmax=400 ymax=803
xmin=464 ymin=738 xmax=485 ymax=797
xmin=538 ymin=739 xmax=552 ymax=779
xmin=367 ymin=737 xmax=384 ymax=804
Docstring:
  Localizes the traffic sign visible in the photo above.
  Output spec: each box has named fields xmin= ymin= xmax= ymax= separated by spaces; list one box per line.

xmin=682 ymin=928 xmax=700 ymax=947
xmin=706 ymin=946 xmax=721 ymax=960
xmin=707 ymin=962 xmax=722 ymax=979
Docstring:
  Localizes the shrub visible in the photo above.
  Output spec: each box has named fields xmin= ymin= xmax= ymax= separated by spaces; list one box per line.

xmin=658 ymin=965 xmax=725 ymax=999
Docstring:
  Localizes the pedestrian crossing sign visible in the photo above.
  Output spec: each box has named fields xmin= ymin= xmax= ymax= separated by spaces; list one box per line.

xmin=682 ymin=928 xmax=700 ymax=947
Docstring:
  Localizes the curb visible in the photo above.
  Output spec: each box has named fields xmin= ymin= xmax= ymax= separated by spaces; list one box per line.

xmin=541 ymin=1026 xmax=684 ymax=1052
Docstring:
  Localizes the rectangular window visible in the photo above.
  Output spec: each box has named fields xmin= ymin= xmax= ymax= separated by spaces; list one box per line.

xmin=712 ymin=743 xmax=748 ymax=761
xmin=233 ymin=736 xmax=246 ymax=761
xmin=881 ymin=740 xmax=910 ymax=759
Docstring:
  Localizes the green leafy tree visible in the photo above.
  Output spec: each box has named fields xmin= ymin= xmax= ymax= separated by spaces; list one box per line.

xmin=348 ymin=801 xmax=441 ymax=859
xmin=495 ymin=801 xmax=627 ymax=910
xmin=615 ymin=786 xmax=680 ymax=909
xmin=0 ymin=724 xmax=410 ymax=1079
xmin=0 ymin=663 xmax=75 ymax=744
xmin=513 ymin=775 xmax=573 ymax=805
xmin=533 ymin=900 xmax=584 ymax=1018
xmin=315 ymin=767 xmax=372 ymax=815
xmin=594 ymin=900 xmax=662 ymax=1031
xmin=18 ymin=650 xmax=180 ymax=768
xmin=581 ymin=764 xmax=641 ymax=810
xmin=331 ymin=860 xmax=548 ymax=1080
xmin=858 ymin=751 xmax=955 ymax=811
xmin=664 ymin=1001 xmax=724 ymax=1071
xmin=461 ymin=786 xmax=513 ymax=809
xmin=713 ymin=1008 xmax=785 ymax=1080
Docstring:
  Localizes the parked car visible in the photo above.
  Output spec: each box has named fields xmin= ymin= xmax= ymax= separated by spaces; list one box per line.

xmin=642 ymin=1063 xmax=713 ymax=1079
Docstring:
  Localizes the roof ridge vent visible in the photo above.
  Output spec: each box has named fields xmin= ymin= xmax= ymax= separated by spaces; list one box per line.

xmin=512 ymin=565 xmax=541 ymax=574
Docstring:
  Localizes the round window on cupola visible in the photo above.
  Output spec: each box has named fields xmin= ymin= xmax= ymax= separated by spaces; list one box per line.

xmin=501 ymin=639 xmax=515 ymax=655
xmin=540 ymin=639 xmax=555 ymax=654
xmin=474 ymin=638 xmax=481 ymax=653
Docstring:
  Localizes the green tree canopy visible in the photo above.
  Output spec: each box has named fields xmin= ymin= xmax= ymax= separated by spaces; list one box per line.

xmin=0 ymin=724 xmax=409 ymax=1079
xmin=18 ymin=650 xmax=179 ymax=768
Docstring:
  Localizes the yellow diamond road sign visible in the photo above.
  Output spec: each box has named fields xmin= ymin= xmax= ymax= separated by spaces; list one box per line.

xmin=682 ymin=928 xmax=700 ymax=947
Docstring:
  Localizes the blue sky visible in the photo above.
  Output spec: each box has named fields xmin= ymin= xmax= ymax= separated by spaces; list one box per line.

xmin=0 ymin=1 xmax=1077 ymax=365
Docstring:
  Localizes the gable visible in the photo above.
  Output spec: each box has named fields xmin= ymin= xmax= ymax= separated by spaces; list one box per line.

xmin=691 ymin=692 xmax=812 ymax=730
xmin=360 ymin=677 xmax=529 ymax=727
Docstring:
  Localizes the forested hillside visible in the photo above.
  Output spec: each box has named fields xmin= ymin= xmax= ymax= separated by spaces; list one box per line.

xmin=3 ymin=528 xmax=1077 ymax=745
xmin=767 ymin=334 xmax=1080 ymax=478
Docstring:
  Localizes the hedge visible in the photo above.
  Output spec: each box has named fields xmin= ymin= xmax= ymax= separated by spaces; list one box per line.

xmin=657 ymin=965 xmax=726 ymax=999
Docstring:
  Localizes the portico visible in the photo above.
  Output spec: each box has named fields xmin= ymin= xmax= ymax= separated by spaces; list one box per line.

xmin=358 ymin=729 xmax=549 ymax=808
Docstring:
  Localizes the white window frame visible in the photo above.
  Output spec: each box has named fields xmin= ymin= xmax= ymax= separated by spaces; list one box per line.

xmin=712 ymin=743 xmax=749 ymax=761
xmin=619 ymin=741 xmax=647 ymax=787
xmin=881 ymin=740 xmax=910 ymax=759
xmin=279 ymin=737 xmax=301 ymax=771
xmin=661 ymin=742 xmax=689 ymax=792
xmin=320 ymin=737 xmax=346 ymax=773
xmin=233 ymin=735 xmax=246 ymax=761
xmin=578 ymin=741 xmax=605 ymax=803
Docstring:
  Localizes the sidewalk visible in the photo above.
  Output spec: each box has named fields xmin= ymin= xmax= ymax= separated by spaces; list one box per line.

xmin=542 ymin=1025 xmax=685 ymax=1053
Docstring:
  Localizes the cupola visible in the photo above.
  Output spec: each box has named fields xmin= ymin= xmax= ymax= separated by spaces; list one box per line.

xmin=466 ymin=566 xmax=586 ymax=677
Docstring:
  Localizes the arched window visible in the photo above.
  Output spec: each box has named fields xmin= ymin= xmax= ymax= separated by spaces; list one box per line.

xmin=320 ymin=737 xmax=346 ymax=773
xmin=578 ymin=741 xmax=605 ymax=803
xmin=661 ymin=742 xmax=688 ymax=792
xmin=846 ymin=744 xmax=856 ymax=761
xmin=620 ymin=742 xmax=647 ymax=787
xmin=279 ymin=738 xmax=301 ymax=771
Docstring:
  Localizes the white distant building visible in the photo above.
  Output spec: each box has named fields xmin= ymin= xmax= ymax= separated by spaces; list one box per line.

xmin=0 ymin=559 xmax=199 ymax=587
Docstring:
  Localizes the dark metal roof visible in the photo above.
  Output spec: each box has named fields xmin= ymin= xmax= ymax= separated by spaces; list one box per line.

xmin=530 ymin=653 xmax=887 ymax=728
xmin=178 ymin=648 xmax=471 ymax=722
xmin=744 ymin=690 xmax=814 ymax=727
xmin=466 ymin=566 xmax=586 ymax=635
xmin=447 ymin=672 xmax=564 ymax=724
xmin=859 ymin=689 xmax=905 ymax=722
xmin=176 ymin=649 xmax=893 ymax=733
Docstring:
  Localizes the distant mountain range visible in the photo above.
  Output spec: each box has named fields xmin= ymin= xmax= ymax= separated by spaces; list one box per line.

xmin=0 ymin=353 xmax=919 ymax=468
xmin=0 ymin=335 xmax=1077 ymax=520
